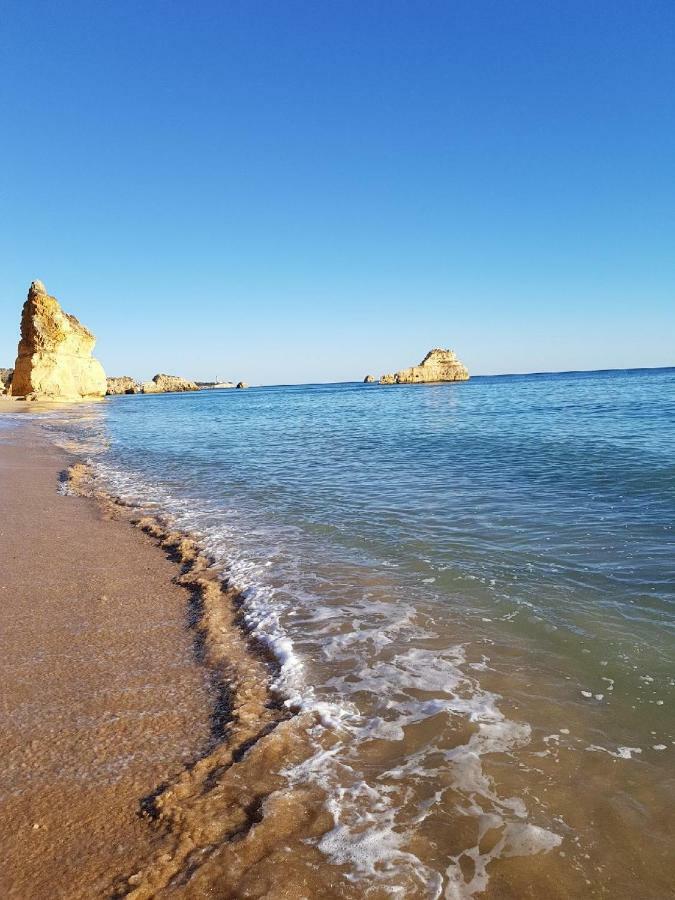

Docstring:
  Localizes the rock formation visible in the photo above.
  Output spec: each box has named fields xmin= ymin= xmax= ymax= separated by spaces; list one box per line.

xmin=107 ymin=375 xmax=201 ymax=395
xmin=10 ymin=281 xmax=106 ymax=400
xmin=380 ymin=348 xmax=469 ymax=385
xmin=106 ymin=376 xmax=140 ymax=395
xmin=0 ymin=368 xmax=13 ymax=395
xmin=141 ymin=374 xmax=199 ymax=394
xmin=236 ymin=381 xmax=249 ymax=389
xmin=363 ymin=375 xmax=375 ymax=383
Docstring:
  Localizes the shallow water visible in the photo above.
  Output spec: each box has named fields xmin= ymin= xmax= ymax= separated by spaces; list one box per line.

xmin=39 ymin=369 xmax=675 ymax=897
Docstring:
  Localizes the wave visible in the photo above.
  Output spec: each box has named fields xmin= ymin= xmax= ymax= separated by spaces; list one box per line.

xmin=58 ymin=442 xmax=564 ymax=898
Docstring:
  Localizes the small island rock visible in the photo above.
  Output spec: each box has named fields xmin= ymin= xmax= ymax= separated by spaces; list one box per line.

xmin=380 ymin=348 xmax=469 ymax=385
xmin=363 ymin=375 xmax=376 ymax=383
xmin=10 ymin=281 xmax=106 ymax=400
xmin=141 ymin=373 xmax=199 ymax=394
xmin=236 ymin=381 xmax=249 ymax=389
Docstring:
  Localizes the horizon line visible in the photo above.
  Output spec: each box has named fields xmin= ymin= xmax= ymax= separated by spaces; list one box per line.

xmin=193 ymin=364 xmax=674 ymax=390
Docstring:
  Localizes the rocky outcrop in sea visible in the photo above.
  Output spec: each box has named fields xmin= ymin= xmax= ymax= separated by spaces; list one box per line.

xmin=140 ymin=374 xmax=199 ymax=394
xmin=363 ymin=375 xmax=375 ymax=383
xmin=10 ymin=281 xmax=106 ymax=400
xmin=380 ymin=348 xmax=469 ymax=385
xmin=107 ymin=374 xmax=201 ymax=395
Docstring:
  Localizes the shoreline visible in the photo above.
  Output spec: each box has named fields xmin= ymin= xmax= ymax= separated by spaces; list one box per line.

xmin=0 ymin=417 xmax=346 ymax=898
xmin=64 ymin=461 xmax=319 ymax=897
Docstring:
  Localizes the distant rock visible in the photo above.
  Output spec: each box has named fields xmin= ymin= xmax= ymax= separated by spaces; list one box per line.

xmin=363 ymin=375 xmax=375 ymax=383
xmin=10 ymin=281 xmax=106 ymax=400
xmin=380 ymin=348 xmax=469 ymax=385
xmin=236 ymin=381 xmax=249 ymax=389
xmin=141 ymin=373 xmax=199 ymax=394
xmin=106 ymin=376 xmax=140 ymax=395
xmin=0 ymin=368 xmax=13 ymax=395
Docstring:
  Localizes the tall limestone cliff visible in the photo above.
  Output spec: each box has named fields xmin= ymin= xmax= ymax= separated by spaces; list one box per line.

xmin=10 ymin=281 xmax=106 ymax=400
xmin=380 ymin=348 xmax=469 ymax=385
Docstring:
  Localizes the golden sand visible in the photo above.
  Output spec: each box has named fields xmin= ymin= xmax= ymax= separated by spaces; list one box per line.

xmin=0 ymin=424 xmax=346 ymax=898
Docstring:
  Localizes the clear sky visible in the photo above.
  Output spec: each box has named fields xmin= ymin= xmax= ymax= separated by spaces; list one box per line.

xmin=1 ymin=0 xmax=673 ymax=384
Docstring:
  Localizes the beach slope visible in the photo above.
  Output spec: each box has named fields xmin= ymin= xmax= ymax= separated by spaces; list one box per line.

xmin=0 ymin=423 xmax=212 ymax=899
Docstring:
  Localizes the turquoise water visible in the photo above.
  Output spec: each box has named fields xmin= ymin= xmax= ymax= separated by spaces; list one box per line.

xmin=44 ymin=368 xmax=675 ymax=896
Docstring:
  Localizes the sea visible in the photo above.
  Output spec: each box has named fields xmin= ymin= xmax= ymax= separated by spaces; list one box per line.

xmin=27 ymin=368 xmax=675 ymax=897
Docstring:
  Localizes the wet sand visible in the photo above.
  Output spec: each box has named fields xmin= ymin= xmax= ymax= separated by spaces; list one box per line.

xmin=0 ymin=415 xmax=345 ymax=900
xmin=0 ymin=421 xmax=213 ymax=898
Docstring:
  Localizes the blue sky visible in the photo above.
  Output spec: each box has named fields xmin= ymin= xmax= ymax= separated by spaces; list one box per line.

xmin=1 ymin=0 xmax=673 ymax=383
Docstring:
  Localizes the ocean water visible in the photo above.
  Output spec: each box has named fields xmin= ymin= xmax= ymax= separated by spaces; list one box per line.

xmin=41 ymin=368 xmax=675 ymax=897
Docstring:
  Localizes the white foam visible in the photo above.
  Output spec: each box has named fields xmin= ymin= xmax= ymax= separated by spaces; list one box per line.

xmin=616 ymin=746 xmax=642 ymax=759
xmin=444 ymin=820 xmax=562 ymax=899
xmin=308 ymin=644 xmax=558 ymax=896
xmin=319 ymin=793 xmax=444 ymax=897
xmin=586 ymin=745 xmax=642 ymax=760
xmin=75 ymin=451 xmax=563 ymax=900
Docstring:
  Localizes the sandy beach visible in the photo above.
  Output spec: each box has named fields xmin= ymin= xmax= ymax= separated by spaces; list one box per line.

xmin=0 ymin=417 xmax=215 ymax=898
xmin=0 ymin=413 xmax=349 ymax=899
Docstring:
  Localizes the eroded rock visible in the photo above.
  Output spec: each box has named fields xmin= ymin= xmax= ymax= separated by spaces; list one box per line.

xmin=106 ymin=376 xmax=140 ymax=395
xmin=363 ymin=375 xmax=375 ymax=383
xmin=141 ymin=374 xmax=199 ymax=394
xmin=0 ymin=368 xmax=13 ymax=395
xmin=380 ymin=348 xmax=469 ymax=385
xmin=10 ymin=281 xmax=106 ymax=400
